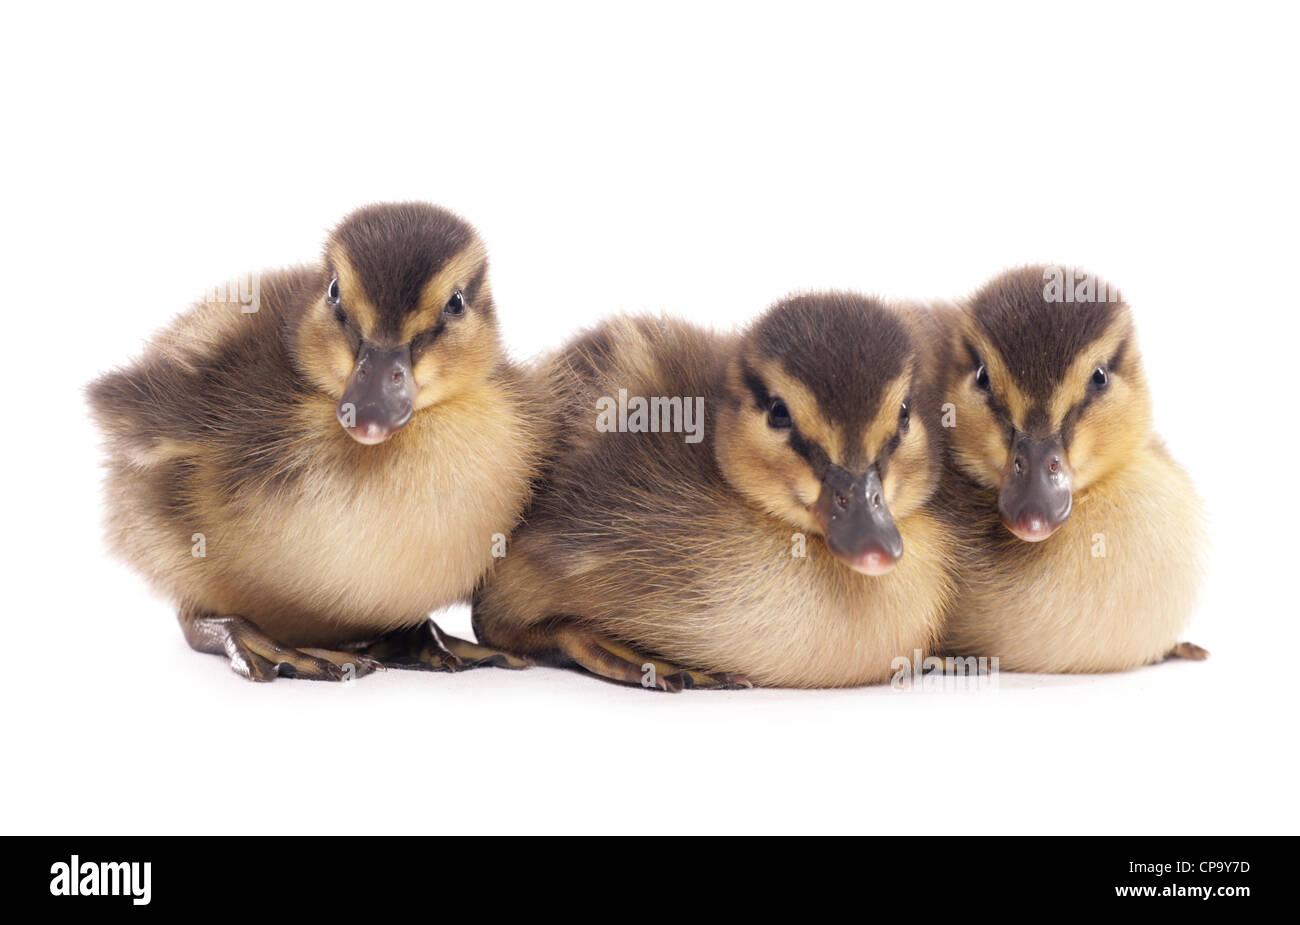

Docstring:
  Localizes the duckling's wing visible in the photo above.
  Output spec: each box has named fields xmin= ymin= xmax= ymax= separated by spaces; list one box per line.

xmin=87 ymin=266 xmax=316 ymax=468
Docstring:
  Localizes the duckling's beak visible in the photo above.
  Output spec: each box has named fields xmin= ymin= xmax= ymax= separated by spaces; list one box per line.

xmin=813 ymin=465 xmax=904 ymax=576
xmin=998 ymin=432 xmax=1073 ymax=541
xmin=337 ymin=343 xmax=415 ymax=445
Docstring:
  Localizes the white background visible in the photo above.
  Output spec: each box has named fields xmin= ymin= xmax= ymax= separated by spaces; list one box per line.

xmin=2 ymin=1 xmax=1296 ymax=834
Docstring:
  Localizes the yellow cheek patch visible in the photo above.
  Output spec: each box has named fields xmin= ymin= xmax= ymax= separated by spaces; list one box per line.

xmin=294 ymin=311 xmax=355 ymax=398
xmin=882 ymin=421 xmax=932 ymax=519
xmin=401 ymin=242 xmax=488 ymax=342
xmin=327 ymin=247 xmax=381 ymax=338
xmin=713 ymin=402 xmax=822 ymax=533
xmin=409 ymin=312 xmax=498 ymax=410
xmin=1046 ymin=324 xmax=1132 ymax=429
xmin=946 ymin=386 xmax=1011 ymax=489
xmin=748 ymin=355 xmax=844 ymax=463
xmin=861 ymin=372 xmax=911 ymax=461
xmin=962 ymin=321 xmax=1032 ymax=429
xmin=412 ymin=348 xmax=443 ymax=398
xmin=1060 ymin=374 xmax=1151 ymax=493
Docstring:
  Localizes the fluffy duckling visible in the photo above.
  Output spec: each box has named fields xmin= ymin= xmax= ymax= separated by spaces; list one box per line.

xmin=472 ymin=294 xmax=955 ymax=690
xmin=938 ymin=265 xmax=1207 ymax=672
xmin=88 ymin=202 xmax=545 ymax=680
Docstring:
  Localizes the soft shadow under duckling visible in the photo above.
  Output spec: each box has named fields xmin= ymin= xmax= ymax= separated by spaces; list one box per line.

xmin=89 ymin=202 xmax=545 ymax=680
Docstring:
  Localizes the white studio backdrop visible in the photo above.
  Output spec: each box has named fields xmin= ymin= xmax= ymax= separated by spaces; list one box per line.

xmin=1 ymin=1 xmax=1296 ymax=834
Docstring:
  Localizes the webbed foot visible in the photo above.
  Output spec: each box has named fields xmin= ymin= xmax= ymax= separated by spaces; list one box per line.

xmin=357 ymin=620 xmax=531 ymax=672
xmin=553 ymin=628 xmax=752 ymax=692
xmin=180 ymin=612 xmax=384 ymax=682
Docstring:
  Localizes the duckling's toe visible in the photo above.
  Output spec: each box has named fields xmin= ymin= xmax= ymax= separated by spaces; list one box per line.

xmin=625 ymin=654 xmax=752 ymax=692
xmin=182 ymin=613 xmax=362 ymax=682
xmin=299 ymin=649 xmax=386 ymax=679
xmin=670 ymin=670 xmax=754 ymax=691
xmin=228 ymin=645 xmax=280 ymax=683
xmin=547 ymin=630 xmax=750 ymax=692
xmin=1165 ymin=641 xmax=1210 ymax=662
xmin=233 ymin=639 xmax=349 ymax=682
xmin=543 ymin=628 xmax=674 ymax=690
xmin=356 ymin=620 xmax=531 ymax=673
xmin=431 ymin=626 xmax=533 ymax=671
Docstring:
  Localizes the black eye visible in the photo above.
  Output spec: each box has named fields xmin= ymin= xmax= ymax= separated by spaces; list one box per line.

xmin=767 ymin=398 xmax=792 ymax=430
xmin=326 ymin=277 xmax=340 ymax=306
xmin=975 ymin=364 xmax=990 ymax=391
xmin=1092 ymin=366 xmax=1109 ymax=389
xmin=445 ymin=289 xmax=466 ymax=316
xmin=899 ymin=402 xmax=910 ymax=433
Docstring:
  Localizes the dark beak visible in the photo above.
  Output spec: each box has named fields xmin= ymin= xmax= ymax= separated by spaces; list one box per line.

xmin=337 ymin=343 xmax=415 ymax=445
xmin=998 ymin=432 xmax=1073 ymax=541
xmin=813 ymin=465 xmax=904 ymax=575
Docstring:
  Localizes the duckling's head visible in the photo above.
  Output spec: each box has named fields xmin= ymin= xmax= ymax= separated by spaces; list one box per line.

xmin=715 ymin=293 xmax=941 ymax=575
xmin=291 ymin=202 xmax=502 ymax=444
xmin=949 ymin=265 xmax=1152 ymax=541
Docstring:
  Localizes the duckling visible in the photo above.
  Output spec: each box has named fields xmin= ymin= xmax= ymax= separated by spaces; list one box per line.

xmin=471 ymin=294 xmax=955 ymax=690
xmin=88 ymin=202 xmax=545 ymax=680
xmin=938 ymin=265 xmax=1207 ymax=672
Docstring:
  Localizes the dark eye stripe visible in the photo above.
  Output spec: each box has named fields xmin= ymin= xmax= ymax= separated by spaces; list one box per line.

xmin=1108 ymin=337 xmax=1129 ymax=375
xmin=740 ymin=361 xmax=772 ymax=413
xmin=463 ymin=264 xmax=488 ymax=306
xmin=410 ymin=318 xmax=447 ymax=359
xmin=874 ymin=392 xmax=913 ymax=462
xmin=787 ymin=427 xmax=830 ymax=475
xmin=964 ymin=340 xmax=1023 ymax=439
xmin=341 ymin=321 xmax=361 ymax=355
xmin=740 ymin=360 xmax=829 ymax=476
xmin=979 ymin=384 xmax=1015 ymax=434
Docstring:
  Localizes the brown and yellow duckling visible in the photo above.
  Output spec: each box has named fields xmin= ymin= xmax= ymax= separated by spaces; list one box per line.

xmin=88 ymin=202 xmax=545 ymax=680
xmin=938 ymin=265 xmax=1207 ymax=672
xmin=472 ymin=293 xmax=956 ymax=690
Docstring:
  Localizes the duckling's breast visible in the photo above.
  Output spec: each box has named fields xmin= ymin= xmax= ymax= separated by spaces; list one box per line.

xmin=108 ymin=385 xmax=540 ymax=648
xmin=943 ymin=445 xmax=1205 ymax=672
xmin=552 ymin=497 xmax=955 ymax=687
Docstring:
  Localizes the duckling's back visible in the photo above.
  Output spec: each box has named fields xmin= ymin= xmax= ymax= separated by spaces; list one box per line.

xmin=89 ymin=268 xmax=346 ymax=636
xmin=89 ymin=266 xmax=314 ymax=483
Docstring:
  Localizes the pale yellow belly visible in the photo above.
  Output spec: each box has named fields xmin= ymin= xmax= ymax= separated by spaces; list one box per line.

xmin=945 ymin=461 xmax=1205 ymax=673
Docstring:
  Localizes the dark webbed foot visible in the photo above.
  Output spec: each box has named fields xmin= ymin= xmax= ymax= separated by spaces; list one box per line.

xmin=180 ymin=612 xmax=384 ymax=682
xmin=1165 ymin=640 xmax=1210 ymax=661
xmin=357 ymin=620 xmax=531 ymax=672
xmin=554 ymin=629 xmax=752 ymax=693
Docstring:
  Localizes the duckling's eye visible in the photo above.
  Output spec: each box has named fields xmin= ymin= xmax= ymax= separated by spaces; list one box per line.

xmin=444 ymin=289 xmax=466 ymax=316
xmin=899 ymin=402 xmax=910 ymax=434
xmin=767 ymin=398 xmax=792 ymax=430
xmin=975 ymin=364 xmax=991 ymax=391
xmin=1091 ymin=366 xmax=1109 ymax=390
xmin=326 ymin=277 xmax=340 ymax=306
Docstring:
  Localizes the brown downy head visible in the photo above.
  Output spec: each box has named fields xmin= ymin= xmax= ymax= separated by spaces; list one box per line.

xmin=291 ymin=202 xmax=501 ymax=444
xmin=948 ymin=265 xmax=1153 ymax=541
xmin=715 ymin=293 xmax=942 ymax=575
